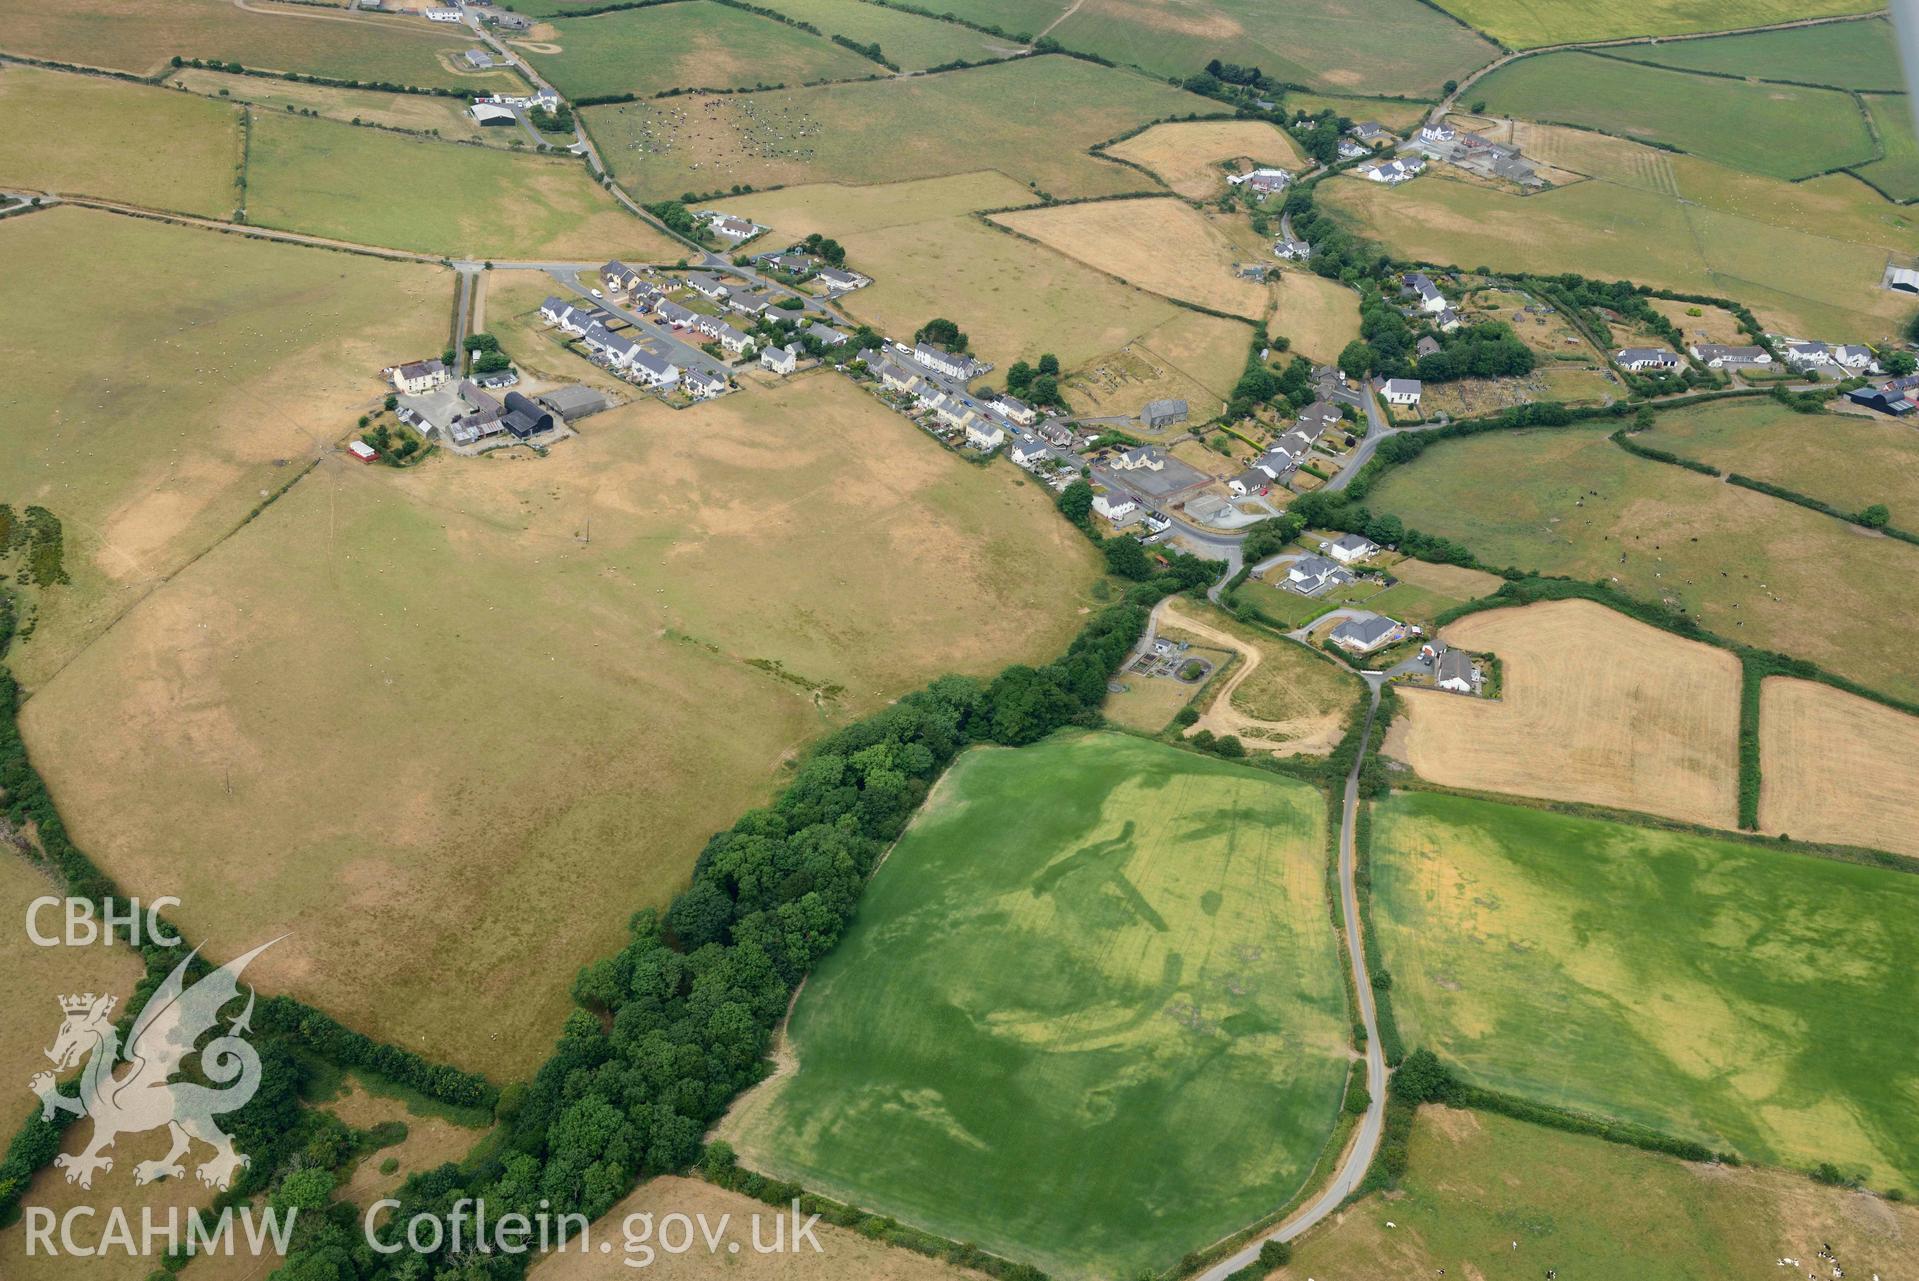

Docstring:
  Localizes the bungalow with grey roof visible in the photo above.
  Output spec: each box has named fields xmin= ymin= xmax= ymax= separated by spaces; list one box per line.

xmin=1381 ymin=378 xmax=1422 ymax=408
xmin=1282 ymin=554 xmax=1355 ymax=596
xmin=1689 ymin=343 xmax=1771 ymax=369
xmin=1615 ymin=347 xmax=1680 ymax=372
xmin=703 ymin=212 xmax=761 ymax=242
xmin=685 ymin=273 xmax=730 ymax=301
xmin=1435 ymin=648 xmax=1478 ymax=693
xmin=1330 ymin=613 xmax=1404 ymax=655
xmin=805 ymin=322 xmax=850 ymax=348
xmin=816 ymin=266 xmax=869 ymax=291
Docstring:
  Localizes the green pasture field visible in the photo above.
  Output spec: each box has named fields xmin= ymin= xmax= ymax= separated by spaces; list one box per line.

xmin=18 ymin=373 xmax=1102 ymax=1080
xmin=1290 ymin=1106 xmax=1919 ymax=1280
xmin=724 ymin=732 xmax=1349 ymax=1280
xmin=1425 ymin=0 xmax=1879 ymax=50
xmin=1607 ymin=16 xmax=1903 ymax=90
xmin=1472 ymin=52 xmax=1875 ymax=181
xmin=1045 ymin=0 xmax=1495 ymax=97
xmin=1284 ymin=91 xmax=1432 ymax=133
xmin=755 ymin=0 xmax=1019 ymax=70
xmin=245 ymin=112 xmax=681 ymax=258
xmin=167 ymin=66 xmax=507 ymax=144
xmin=1647 ymin=398 xmax=1919 ymax=523
xmin=525 ymin=2 xmax=879 ymax=100
xmin=1319 ymin=167 xmax=1914 ymax=342
xmin=582 ymin=55 xmax=1210 ymax=200
xmin=1371 ymin=791 xmax=1919 ymax=1186
xmin=877 ymin=0 xmax=1071 ymax=39
xmin=0 ymin=0 xmax=514 ymax=88
xmin=1362 ymin=423 xmax=1919 ymax=703
xmin=1855 ymin=94 xmax=1919 ymax=201
xmin=0 ymin=206 xmax=448 ymax=690
xmin=0 ymin=65 xmax=240 ymax=217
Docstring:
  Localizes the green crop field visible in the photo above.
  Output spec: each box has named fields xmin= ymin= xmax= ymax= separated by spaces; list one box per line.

xmin=0 ymin=0 xmax=515 ymax=88
xmin=1045 ymin=0 xmax=1495 ymax=97
xmin=1371 ymin=791 xmax=1919 ymax=1187
xmin=1647 ymin=399 xmax=1919 ymax=523
xmin=0 ymin=206 xmax=448 ymax=690
xmin=754 ymin=0 xmax=1018 ymax=71
xmin=1473 ymin=52 xmax=1875 ymax=181
xmin=244 ymin=112 xmax=681 ymax=258
xmin=1319 ymin=158 xmax=1915 ymax=341
xmin=1855 ymin=94 xmax=1919 ymax=202
xmin=19 ymin=374 xmax=1102 ymax=1081
xmin=1608 ymin=16 xmax=1904 ymax=91
xmin=1362 ymin=424 xmax=1919 ymax=703
xmin=1291 ymin=1106 xmax=1919 ymax=1280
xmin=724 ymin=732 xmax=1350 ymax=1280
xmin=1426 ymin=0 xmax=1879 ymax=50
xmin=525 ymin=2 xmax=880 ymax=100
xmin=0 ymin=65 xmax=240 ymax=217
xmin=582 ymin=55 xmax=1212 ymax=200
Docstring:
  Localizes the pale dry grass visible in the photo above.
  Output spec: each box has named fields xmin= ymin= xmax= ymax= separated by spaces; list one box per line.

xmin=1164 ymin=601 xmax=1356 ymax=756
xmin=170 ymin=68 xmax=499 ymax=143
xmin=1385 ymin=599 xmax=1741 ymax=826
xmin=1061 ymin=307 xmax=1252 ymax=420
xmin=1388 ymin=558 xmax=1503 ymax=599
xmin=1105 ymin=119 xmax=1306 ymax=198
xmin=1758 ymin=677 xmax=1919 ymax=858
xmin=19 ymin=374 xmax=1100 ymax=1078
xmin=322 ymin=1079 xmax=489 ymax=1208
xmin=1271 ymin=270 xmax=1362 ymax=363
xmin=531 ymin=1176 xmax=987 ymax=1280
xmin=991 ymin=197 xmax=1269 ymax=319
xmin=726 ymin=171 xmax=1040 ymax=238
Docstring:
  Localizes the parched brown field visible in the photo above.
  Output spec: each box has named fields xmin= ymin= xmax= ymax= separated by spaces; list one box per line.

xmin=323 ymin=1078 xmax=490 ymax=1208
xmin=0 ymin=66 xmax=242 ymax=217
xmin=1650 ymin=297 xmax=1750 ymax=348
xmin=725 ymin=171 xmax=1039 ymax=239
xmin=0 ymin=207 xmax=449 ymax=690
xmin=1388 ymin=557 xmax=1503 ymax=599
xmin=1758 ymin=678 xmax=1919 ymax=859
xmin=1384 ymin=599 xmax=1741 ymax=826
xmin=1165 ymin=600 xmax=1357 ymax=755
xmin=531 ymin=1176 xmax=986 ymax=1280
xmin=18 ymin=374 xmax=1101 ymax=1078
xmin=991 ymin=197 xmax=1268 ymax=318
xmin=1105 ymin=119 xmax=1306 ymax=198
xmin=1062 ymin=308 xmax=1251 ymax=420
xmin=1271 ymin=269 xmax=1362 ymax=363
xmin=832 ymin=212 xmax=1195 ymax=371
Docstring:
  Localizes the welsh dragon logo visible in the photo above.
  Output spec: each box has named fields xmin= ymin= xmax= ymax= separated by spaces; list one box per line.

xmin=29 ymin=939 xmax=280 ymax=1191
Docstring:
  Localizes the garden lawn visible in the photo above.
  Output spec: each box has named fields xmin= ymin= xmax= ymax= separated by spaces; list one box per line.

xmin=1362 ymin=424 xmax=1919 ymax=703
xmin=525 ymin=2 xmax=879 ymax=100
xmin=724 ymin=732 xmax=1349 ymax=1280
xmin=1472 ymin=52 xmax=1875 ymax=181
xmin=1371 ymin=791 xmax=1919 ymax=1187
xmin=1608 ymin=17 xmax=1903 ymax=91
xmin=244 ymin=111 xmax=679 ymax=258
xmin=0 ymin=66 xmax=240 ymax=217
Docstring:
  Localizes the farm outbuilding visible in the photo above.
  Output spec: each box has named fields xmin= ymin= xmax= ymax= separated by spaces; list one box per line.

xmin=469 ymin=103 xmax=517 ymax=127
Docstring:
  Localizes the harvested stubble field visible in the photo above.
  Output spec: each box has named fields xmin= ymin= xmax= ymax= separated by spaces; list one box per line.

xmin=1162 ymin=600 xmax=1358 ymax=755
xmin=1290 ymin=1105 xmax=1919 ymax=1281
xmin=18 ymin=374 xmax=1101 ymax=1078
xmin=991 ymin=198 xmax=1268 ymax=318
xmin=1105 ymin=119 xmax=1306 ymax=198
xmin=0 ymin=0 xmax=509 ymax=87
xmin=245 ymin=112 xmax=680 ymax=259
xmin=1472 ymin=53 xmax=1876 ymax=181
xmin=1364 ymin=425 xmax=1919 ymax=704
xmin=1427 ymin=0 xmax=1877 ymax=49
xmin=1061 ymin=308 xmax=1251 ymax=421
xmin=1372 ymin=791 xmax=1919 ymax=1186
xmin=1647 ymin=398 xmax=1919 ymax=521
xmin=755 ymin=0 xmax=1020 ymax=70
xmin=1757 ymin=678 xmax=1919 ymax=860
xmin=0 ymin=66 xmax=240 ymax=217
xmin=583 ymin=56 xmax=1209 ymax=201
xmin=826 ymin=211 xmax=1244 ymax=372
xmin=725 ymin=171 xmax=1039 ymax=237
xmin=723 ymin=732 xmax=1348 ymax=1280
xmin=1044 ymin=0 xmax=1494 ymax=96
xmin=532 ymin=1176 xmax=985 ymax=1281
xmin=1609 ymin=17 xmax=1904 ymax=91
xmin=1384 ymin=599 xmax=1740 ymax=825
xmin=1322 ymin=125 xmax=1917 ymax=341
xmin=0 ymin=207 xmax=448 ymax=690
xmin=524 ymin=2 xmax=878 ymax=101
xmin=169 ymin=67 xmax=504 ymax=144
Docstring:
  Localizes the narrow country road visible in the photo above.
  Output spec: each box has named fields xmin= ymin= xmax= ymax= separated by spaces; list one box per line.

xmin=1196 ymin=679 xmax=1388 ymax=1281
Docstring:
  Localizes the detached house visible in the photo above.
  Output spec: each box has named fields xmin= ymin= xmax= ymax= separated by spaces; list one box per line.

xmin=1282 ymin=554 xmax=1355 ymax=596
xmin=1381 ymin=378 xmax=1422 ymax=409
xmin=1360 ymin=157 xmax=1423 ymax=184
xmin=601 ymin=261 xmax=642 ymax=292
xmin=392 ymin=358 xmax=448 ymax=394
xmin=1092 ymin=492 xmax=1137 ymax=521
xmin=760 ymin=343 xmax=800 ymax=375
xmin=1690 ymin=343 xmax=1772 ymax=369
xmin=965 ymin=419 xmax=1006 ymax=451
xmin=685 ymin=273 xmax=730 ymax=301
xmin=1330 ymin=613 xmax=1405 ymax=655
xmin=704 ymin=212 xmax=760 ymax=242
xmin=654 ymin=300 xmax=699 ymax=329
xmin=683 ymin=368 xmax=727 ymax=400
xmin=1405 ymin=272 xmax=1448 ymax=314
xmin=1111 ymin=447 xmax=1166 ymax=473
xmin=1418 ymin=121 xmax=1456 ymax=144
xmin=627 ymin=349 xmax=681 ymax=389
xmin=1435 ymin=648 xmax=1478 ymax=693
xmin=1010 ymin=439 xmax=1051 ymax=467
xmin=1326 ymin=532 xmax=1378 ymax=564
